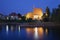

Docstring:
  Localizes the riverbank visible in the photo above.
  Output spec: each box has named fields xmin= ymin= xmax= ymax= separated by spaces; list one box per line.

xmin=0 ymin=22 xmax=60 ymax=27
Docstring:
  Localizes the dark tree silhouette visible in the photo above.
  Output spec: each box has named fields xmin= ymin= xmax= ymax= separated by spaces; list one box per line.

xmin=43 ymin=7 xmax=50 ymax=22
xmin=21 ymin=16 xmax=26 ymax=21
xmin=58 ymin=4 xmax=60 ymax=8
xmin=17 ymin=13 xmax=22 ymax=18
xmin=51 ymin=4 xmax=60 ymax=22
xmin=46 ymin=7 xmax=50 ymax=17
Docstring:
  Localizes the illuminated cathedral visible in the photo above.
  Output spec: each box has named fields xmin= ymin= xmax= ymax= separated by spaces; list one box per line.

xmin=26 ymin=8 xmax=43 ymax=20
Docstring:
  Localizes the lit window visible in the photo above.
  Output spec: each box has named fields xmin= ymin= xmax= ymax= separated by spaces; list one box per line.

xmin=11 ymin=16 xmax=14 ymax=18
xmin=34 ymin=15 xmax=38 ymax=19
xmin=19 ymin=18 xmax=21 ymax=20
xmin=7 ymin=17 xmax=9 ymax=20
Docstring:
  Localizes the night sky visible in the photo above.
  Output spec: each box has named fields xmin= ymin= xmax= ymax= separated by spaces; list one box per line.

xmin=0 ymin=0 xmax=60 ymax=15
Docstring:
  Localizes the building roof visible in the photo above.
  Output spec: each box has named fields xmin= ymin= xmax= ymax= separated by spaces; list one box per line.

xmin=0 ymin=13 xmax=4 ymax=16
xmin=9 ymin=12 xmax=18 ymax=16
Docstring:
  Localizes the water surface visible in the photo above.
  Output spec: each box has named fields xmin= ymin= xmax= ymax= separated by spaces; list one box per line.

xmin=0 ymin=25 xmax=60 ymax=40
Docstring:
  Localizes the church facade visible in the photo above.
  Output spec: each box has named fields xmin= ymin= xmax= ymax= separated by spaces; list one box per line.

xmin=26 ymin=8 xmax=43 ymax=20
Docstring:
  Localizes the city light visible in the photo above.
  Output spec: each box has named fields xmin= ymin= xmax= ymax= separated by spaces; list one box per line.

xmin=34 ymin=27 xmax=38 ymax=39
xmin=38 ymin=27 xmax=44 ymax=37
xmin=6 ymin=25 xmax=9 ymax=32
xmin=18 ymin=25 xmax=20 ymax=32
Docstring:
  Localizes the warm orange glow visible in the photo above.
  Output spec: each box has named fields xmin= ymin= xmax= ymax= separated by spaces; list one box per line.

xmin=26 ymin=28 xmax=34 ymax=34
xmin=26 ymin=28 xmax=31 ymax=33
xmin=33 ymin=8 xmax=43 ymax=20
xmin=33 ymin=8 xmax=43 ymax=16
xmin=38 ymin=27 xmax=44 ymax=36
xmin=25 ymin=8 xmax=43 ymax=20
xmin=26 ymin=27 xmax=44 ymax=39
xmin=26 ymin=12 xmax=33 ymax=20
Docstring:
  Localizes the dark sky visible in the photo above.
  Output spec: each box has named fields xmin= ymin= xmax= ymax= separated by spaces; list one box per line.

xmin=0 ymin=0 xmax=60 ymax=15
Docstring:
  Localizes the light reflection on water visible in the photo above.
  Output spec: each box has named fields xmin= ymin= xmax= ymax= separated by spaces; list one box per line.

xmin=38 ymin=27 xmax=44 ymax=37
xmin=18 ymin=25 xmax=20 ymax=32
xmin=11 ymin=26 xmax=14 ymax=31
xmin=26 ymin=27 xmax=48 ymax=40
xmin=45 ymin=28 xmax=48 ymax=35
xmin=0 ymin=25 xmax=60 ymax=40
xmin=34 ymin=27 xmax=38 ymax=39
xmin=26 ymin=28 xmax=31 ymax=34
xmin=6 ymin=25 xmax=8 ymax=32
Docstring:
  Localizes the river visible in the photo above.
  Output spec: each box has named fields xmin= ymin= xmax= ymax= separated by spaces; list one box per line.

xmin=0 ymin=25 xmax=60 ymax=40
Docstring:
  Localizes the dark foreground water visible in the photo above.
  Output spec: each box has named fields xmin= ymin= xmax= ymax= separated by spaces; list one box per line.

xmin=0 ymin=25 xmax=60 ymax=40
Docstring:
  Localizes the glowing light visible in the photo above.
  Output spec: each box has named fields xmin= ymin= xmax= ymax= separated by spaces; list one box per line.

xmin=34 ymin=15 xmax=39 ymax=20
xmin=46 ymin=13 xmax=48 ymax=16
xmin=34 ymin=27 xmax=38 ymax=39
xmin=26 ymin=28 xmax=31 ymax=34
xmin=38 ymin=27 xmax=44 ymax=36
xmin=25 ymin=8 xmax=43 ymax=20
xmin=26 ymin=28 xmax=34 ymax=37
xmin=7 ymin=17 xmax=9 ymax=20
xmin=6 ymin=25 xmax=8 ymax=32
xmin=45 ymin=28 xmax=48 ymax=35
xmin=26 ymin=12 xmax=33 ymax=20
xmin=18 ymin=25 xmax=20 ymax=32
xmin=33 ymin=8 xmax=43 ymax=20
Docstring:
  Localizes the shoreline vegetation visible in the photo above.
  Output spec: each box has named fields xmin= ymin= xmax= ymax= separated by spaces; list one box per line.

xmin=0 ymin=21 xmax=60 ymax=27
xmin=0 ymin=19 xmax=60 ymax=23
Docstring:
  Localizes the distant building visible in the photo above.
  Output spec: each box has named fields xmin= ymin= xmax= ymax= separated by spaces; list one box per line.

xmin=25 ymin=12 xmax=33 ymax=20
xmin=17 ymin=13 xmax=22 ymax=20
xmin=0 ymin=13 xmax=5 ymax=20
xmin=33 ymin=8 xmax=43 ymax=20
xmin=9 ymin=12 xmax=18 ymax=20
xmin=5 ymin=15 xmax=10 ymax=20
xmin=25 ymin=8 xmax=43 ymax=20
